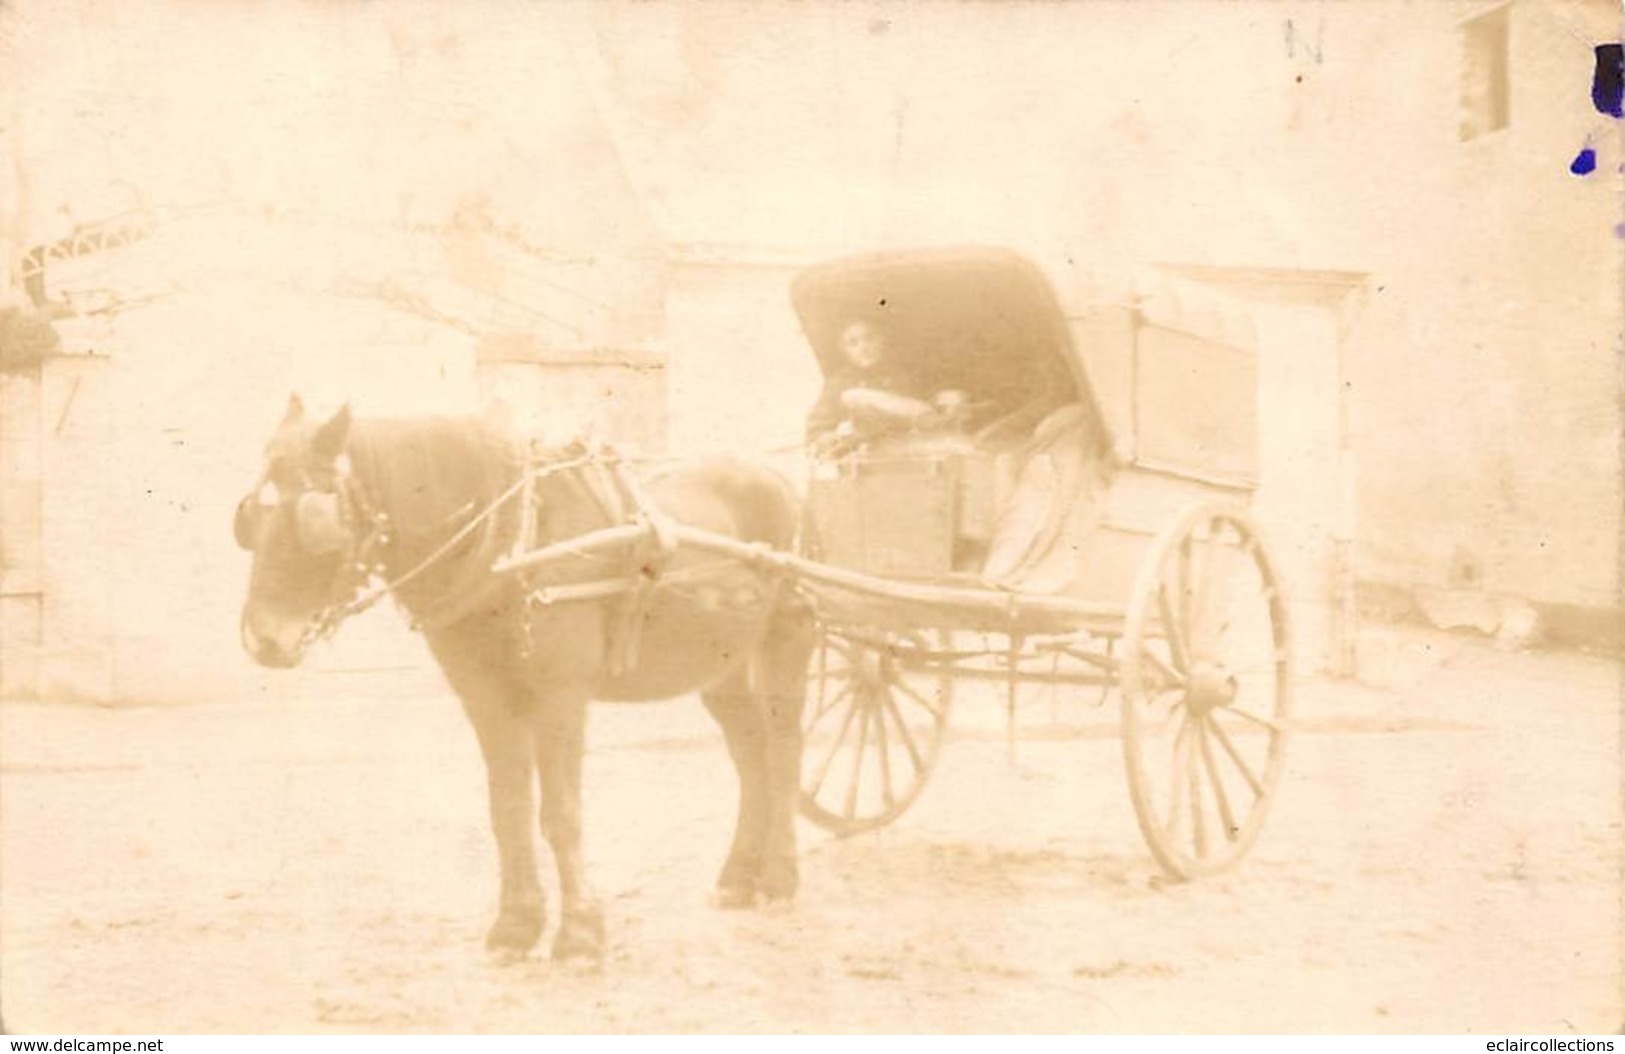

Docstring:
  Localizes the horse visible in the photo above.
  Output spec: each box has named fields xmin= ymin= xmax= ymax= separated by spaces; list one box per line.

xmin=233 ymin=395 xmax=814 ymax=961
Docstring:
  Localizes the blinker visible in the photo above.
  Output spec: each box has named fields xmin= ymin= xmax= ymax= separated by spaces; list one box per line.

xmin=233 ymin=495 xmax=263 ymax=550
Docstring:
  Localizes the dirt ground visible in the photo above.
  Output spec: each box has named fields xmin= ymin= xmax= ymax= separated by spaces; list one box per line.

xmin=1 ymin=630 xmax=1620 ymax=1034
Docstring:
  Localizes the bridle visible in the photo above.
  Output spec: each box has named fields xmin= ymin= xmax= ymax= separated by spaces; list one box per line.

xmin=238 ymin=444 xmax=602 ymax=651
xmin=298 ymin=460 xmax=396 ymax=643
xmin=236 ymin=454 xmax=395 ymax=651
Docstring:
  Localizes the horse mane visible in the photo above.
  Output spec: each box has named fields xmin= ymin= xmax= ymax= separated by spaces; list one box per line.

xmin=346 ymin=415 xmax=526 ymax=626
xmin=348 ymin=417 xmax=520 ymax=534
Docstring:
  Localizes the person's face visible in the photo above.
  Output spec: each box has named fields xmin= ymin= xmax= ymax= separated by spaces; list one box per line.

xmin=840 ymin=321 xmax=886 ymax=370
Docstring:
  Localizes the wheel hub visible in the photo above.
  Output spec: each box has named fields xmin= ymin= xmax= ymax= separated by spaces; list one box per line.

xmin=855 ymin=649 xmax=888 ymax=688
xmin=1186 ymin=660 xmax=1238 ymax=716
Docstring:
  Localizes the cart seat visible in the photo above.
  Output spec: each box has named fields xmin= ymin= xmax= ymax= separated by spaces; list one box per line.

xmin=806 ymin=399 xmax=1111 ymax=593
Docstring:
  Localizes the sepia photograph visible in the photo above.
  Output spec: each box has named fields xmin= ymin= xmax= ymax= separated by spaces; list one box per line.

xmin=0 ymin=0 xmax=1620 ymax=1036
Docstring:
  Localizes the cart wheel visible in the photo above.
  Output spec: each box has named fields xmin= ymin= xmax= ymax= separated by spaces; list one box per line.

xmin=799 ymin=625 xmax=953 ymax=835
xmin=1120 ymin=503 xmax=1292 ymax=879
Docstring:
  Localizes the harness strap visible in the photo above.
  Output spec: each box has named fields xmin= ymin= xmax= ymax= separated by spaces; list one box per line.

xmin=327 ymin=453 xmax=595 ymax=633
xmin=603 ymin=457 xmax=683 ymax=677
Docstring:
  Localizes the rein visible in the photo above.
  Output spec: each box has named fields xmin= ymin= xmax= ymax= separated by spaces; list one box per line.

xmin=309 ymin=450 xmax=600 ymax=641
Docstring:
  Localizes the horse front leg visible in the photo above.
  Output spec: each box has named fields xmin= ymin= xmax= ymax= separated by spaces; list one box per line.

xmin=531 ymin=685 xmax=604 ymax=961
xmin=756 ymin=601 xmax=815 ymax=903
xmin=430 ymin=627 xmax=546 ymax=958
xmin=466 ymin=700 xmax=546 ymax=958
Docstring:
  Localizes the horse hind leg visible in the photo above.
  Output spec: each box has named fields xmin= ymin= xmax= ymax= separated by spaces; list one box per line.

xmin=530 ymin=685 xmax=605 ymax=961
xmin=702 ymin=667 xmax=771 ymax=908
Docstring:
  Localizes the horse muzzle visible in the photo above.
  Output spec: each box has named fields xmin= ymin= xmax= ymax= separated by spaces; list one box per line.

xmin=239 ymin=603 xmax=317 ymax=669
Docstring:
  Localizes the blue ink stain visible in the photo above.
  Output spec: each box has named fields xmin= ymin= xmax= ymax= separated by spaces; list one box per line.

xmin=1616 ymin=222 xmax=1625 ymax=239
xmin=1595 ymin=44 xmax=1624 ymax=118
xmin=1571 ymin=146 xmax=1598 ymax=175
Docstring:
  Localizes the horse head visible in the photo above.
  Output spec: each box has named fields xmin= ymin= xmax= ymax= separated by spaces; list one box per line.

xmin=235 ymin=394 xmax=379 ymax=668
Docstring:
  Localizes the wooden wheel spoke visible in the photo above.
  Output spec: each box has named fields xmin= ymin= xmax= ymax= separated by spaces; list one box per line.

xmin=1194 ymin=533 xmax=1244 ymax=661
xmin=894 ymin=678 xmax=945 ymax=720
xmin=1162 ymin=717 xmax=1192 ymax=840
xmin=881 ymin=692 xmax=926 ymax=773
xmin=1188 ymin=723 xmax=1208 ymax=858
xmin=820 ymin=651 xmax=856 ymax=679
xmin=807 ymin=682 xmax=854 ymax=731
xmin=1196 ymin=716 xmax=1240 ymax=840
xmin=843 ymin=699 xmax=871 ymax=818
xmin=873 ymin=691 xmax=895 ymax=811
xmin=808 ymin=696 xmax=861 ymax=799
xmin=1148 ymin=686 xmax=1185 ymax=723
xmin=1136 ymin=643 xmax=1186 ymax=691
xmin=1177 ymin=535 xmax=1195 ymax=651
xmin=1221 ymin=705 xmax=1288 ymax=735
xmin=823 ymin=638 xmax=862 ymax=672
xmin=1188 ymin=534 xmax=1215 ymax=658
xmin=1157 ymin=583 xmax=1191 ymax=673
xmin=1207 ymin=713 xmax=1265 ymax=798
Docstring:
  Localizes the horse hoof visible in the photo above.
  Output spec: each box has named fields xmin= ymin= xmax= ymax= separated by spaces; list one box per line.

xmin=758 ymin=893 xmax=796 ymax=916
xmin=551 ymin=912 xmax=605 ymax=962
xmin=489 ymin=945 xmax=530 ymax=966
xmin=714 ymin=884 xmax=758 ymax=910
xmin=485 ymin=912 xmax=543 ymax=958
xmin=758 ymin=860 xmax=800 ymax=903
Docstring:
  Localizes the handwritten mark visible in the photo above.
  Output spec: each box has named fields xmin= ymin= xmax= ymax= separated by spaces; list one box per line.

xmin=1570 ymin=44 xmax=1621 ymax=176
xmin=1593 ymin=43 xmax=1623 ymax=118
xmin=1283 ymin=18 xmax=1324 ymax=64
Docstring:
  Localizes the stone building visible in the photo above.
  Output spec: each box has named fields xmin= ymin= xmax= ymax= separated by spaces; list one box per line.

xmin=2 ymin=0 xmax=1617 ymax=703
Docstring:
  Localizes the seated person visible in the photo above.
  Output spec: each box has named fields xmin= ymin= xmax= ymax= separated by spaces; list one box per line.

xmin=806 ymin=318 xmax=966 ymax=457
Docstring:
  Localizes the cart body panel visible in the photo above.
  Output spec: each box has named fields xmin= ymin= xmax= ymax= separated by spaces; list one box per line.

xmin=795 ymin=247 xmax=1264 ymax=622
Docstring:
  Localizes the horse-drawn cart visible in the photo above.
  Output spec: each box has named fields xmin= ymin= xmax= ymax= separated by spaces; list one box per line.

xmin=495 ymin=247 xmax=1293 ymax=881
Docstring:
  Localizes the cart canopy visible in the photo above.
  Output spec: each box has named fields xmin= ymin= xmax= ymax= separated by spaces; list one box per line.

xmin=791 ymin=247 xmax=1113 ymax=450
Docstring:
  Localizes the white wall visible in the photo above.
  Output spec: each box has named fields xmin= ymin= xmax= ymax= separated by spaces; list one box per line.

xmin=31 ymin=285 xmax=478 ymax=704
xmin=663 ymin=259 xmax=823 ymax=483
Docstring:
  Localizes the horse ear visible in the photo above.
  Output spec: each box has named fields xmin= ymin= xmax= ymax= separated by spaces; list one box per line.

xmin=312 ymin=403 xmax=352 ymax=459
xmin=282 ymin=393 xmax=306 ymax=425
